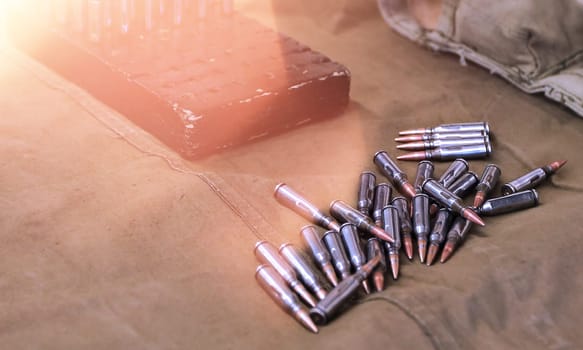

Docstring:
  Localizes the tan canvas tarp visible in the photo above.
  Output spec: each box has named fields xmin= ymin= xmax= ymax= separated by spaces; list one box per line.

xmin=1 ymin=1 xmax=582 ymax=349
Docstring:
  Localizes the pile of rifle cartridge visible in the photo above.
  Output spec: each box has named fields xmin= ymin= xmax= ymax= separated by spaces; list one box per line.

xmin=395 ymin=122 xmax=492 ymax=161
xmin=254 ymin=143 xmax=567 ymax=333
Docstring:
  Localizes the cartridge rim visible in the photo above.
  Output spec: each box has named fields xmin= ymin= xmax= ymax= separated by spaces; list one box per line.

xmin=361 ymin=170 xmax=377 ymax=177
xmin=255 ymin=264 xmax=270 ymax=276
xmin=299 ymin=224 xmax=318 ymax=233
xmin=373 ymin=150 xmax=388 ymax=161
xmin=483 ymin=122 xmax=490 ymax=135
xmin=485 ymin=139 xmax=493 ymax=155
xmin=453 ymin=158 xmax=470 ymax=167
xmin=321 ymin=230 xmax=337 ymax=239
xmin=530 ymin=189 xmax=540 ymax=205
xmin=278 ymin=242 xmax=293 ymax=252
xmin=329 ymin=199 xmax=342 ymax=208
xmin=273 ymin=182 xmax=287 ymax=195
xmin=339 ymin=222 xmax=356 ymax=230
xmin=254 ymin=240 xmax=269 ymax=252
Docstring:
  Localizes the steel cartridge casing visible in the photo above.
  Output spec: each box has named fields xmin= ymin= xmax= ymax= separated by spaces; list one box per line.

xmin=279 ymin=243 xmax=328 ymax=301
xmin=448 ymin=171 xmax=479 ymax=198
xmin=357 ymin=172 xmax=376 ymax=215
xmin=372 ymin=183 xmax=392 ymax=226
xmin=254 ymin=241 xmax=318 ymax=307
xmin=391 ymin=197 xmax=413 ymax=235
xmin=446 ymin=216 xmax=473 ymax=243
xmin=399 ymin=122 xmax=490 ymax=136
xmin=424 ymin=143 xmax=491 ymax=161
xmin=366 ymin=237 xmax=387 ymax=291
xmin=300 ymin=225 xmax=339 ymax=287
xmin=501 ymin=168 xmax=547 ymax=195
xmin=322 ymin=230 xmax=352 ymax=280
xmin=309 ymin=255 xmax=381 ymax=325
xmin=477 ymin=164 xmax=502 ymax=193
xmin=382 ymin=205 xmax=401 ymax=278
xmin=255 ymin=265 xmax=302 ymax=314
xmin=439 ymin=159 xmax=469 ymax=188
xmin=382 ymin=205 xmax=401 ymax=252
xmin=329 ymin=200 xmax=394 ymax=243
xmin=422 ymin=179 xmax=465 ymax=213
xmin=329 ymin=200 xmax=371 ymax=234
xmin=366 ymin=238 xmax=386 ymax=272
xmin=399 ymin=137 xmax=488 ymax=151
xmin=432 ymin=121 xmax=490 ymax=135
xmin=414 ymin=161 xmax=435 ymax=193
xmin=478 ymin=189 xmax=539 ymax=216
xmin=373 ymin=151 xmax=416 ymax=198
xmin=339 ymin=224 xmax=366 ymax=270
xmin=412 ymin=194 xmax=431 ymax=237
xmin=429 ymin=209 xmax=454 ymax=245
xmin=339 ymin=223 xmax=371 ymax=294
xmin=274 ymin=183 xmax=340 ymax=232
xmin=255 ymin=265 xmax=318 ymax=333
xmin=254 ymin=241 xmax=296 ymax=283
xmin=300 ymin=226 xmax=330 ymax=268
xmin=397 ymin=131 xmax=488 ymax=142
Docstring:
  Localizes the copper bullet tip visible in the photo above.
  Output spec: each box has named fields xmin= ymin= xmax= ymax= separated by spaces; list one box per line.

xmin=362 ymin=280 xmax=372 ymax=295
xmin=440 ymin=241 xmax=456 ymax=263
xmin=370 ymin=226 xmax=395 ymax=243
xmin=395 ymin=135 xmax=424 ymax=143
xmin=403 ymin=237 xmax=414 ymax=260
xmin=396 ymin=142 xmax=424 ymax=151
xmin=389 ymin=253 xmax=400 ymax=280
xmin=401 ymin=183 xmax=417 ymax=199
xmin=373 ymin=271 xmax=385 ymax=292
xmin=322 ymin=264 xmax=339 ymax=287
xmin=429 ymin=203 xmax=439 ymax=216
xmin=399 ymin=128 xmax=427 ymax=136
xmin=418 ymin=238 xmax=427 ymax=263
xmin=473 ymin=191 xmax=485 ymax=208
xmin=426 ymin=245 xmax=439 ymax=266
xmin=294 ymin=284 xmax=317 ymax=308
xmin=549 ymin=159 xmax=568 ymax=173
xmin=297 ymin=309 xmax=319 ymax=334
xmin=315 ymin=288 xmax=328 ymax=301
xmin=397 ymin=152 xmax=426 ymax=161
xmin=462 ymin=208 xmax=485 ymax=227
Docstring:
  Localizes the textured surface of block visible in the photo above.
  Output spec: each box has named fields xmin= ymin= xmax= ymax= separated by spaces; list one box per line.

xmin=8 ymin=10 xmax=350 ymax=159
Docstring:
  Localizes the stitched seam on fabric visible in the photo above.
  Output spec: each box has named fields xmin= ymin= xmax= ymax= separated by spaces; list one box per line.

xmin=5 ymin=48 xmax=278 ymax=243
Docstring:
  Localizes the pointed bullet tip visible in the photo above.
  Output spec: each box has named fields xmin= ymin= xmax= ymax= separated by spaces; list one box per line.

xmin=440 ymin=242 xmax=455 ymax=263
xmin=550 ymin=159 xmax=568 ymax=172
xmin=401 ymin=183 xmax=417 ymax=199
xmin=403 ymin=238 xmax=414 ymax=260
xmin=390 ymin=256 xmax=400 ymax=280
xmin=463 ymin=208 xmax=485 ymax=226
xmin=426 ymin=245 xmax=438 ymax=266
xmin=473 ymin=192 xmax=485 ymax=208
xmin=418 ymin=239 xmax=427 ymax=263
xmin=295 ymin=285 xmax=317 ymax=308
xmin=399 ymin=128 xmax=426 ymax=136
xmin=297 ymin=310 xmax=319 ymax=334
xmin=373 ymin=272 xmax=384 ymax=292
xmin=397 ymin=152 xmax=425 ymax=161
xmin=370 ymin=226 xmax=395 ymax=243
xmin=323 ymin=264 xmax=339 ymax=287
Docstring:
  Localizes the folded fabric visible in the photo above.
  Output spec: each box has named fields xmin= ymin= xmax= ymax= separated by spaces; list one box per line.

xmin=378 ymin=0 xmax=583 ymax=117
